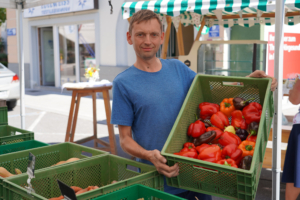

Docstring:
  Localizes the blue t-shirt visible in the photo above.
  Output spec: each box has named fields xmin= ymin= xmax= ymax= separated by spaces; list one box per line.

xmin=111 ymin=58 xmax=196 ymax=194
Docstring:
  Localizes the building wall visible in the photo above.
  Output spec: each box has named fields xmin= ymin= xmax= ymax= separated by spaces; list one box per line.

xmin=6 ymin=9 xmax=18 ymax=64
xmin=5 ymin=0 xmax=133 ymax=89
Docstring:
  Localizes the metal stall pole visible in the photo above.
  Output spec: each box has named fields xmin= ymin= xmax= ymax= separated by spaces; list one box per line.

xmin=272 ymin=0 xmax=285 ymax=199
xmin=16 ymin=0 xmax=25 ymax=129
xmin=252 ymin=43 xmax=257 ymax=72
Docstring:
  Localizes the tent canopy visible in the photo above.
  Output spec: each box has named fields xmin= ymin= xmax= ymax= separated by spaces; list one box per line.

xmin=122 ymin=0 xmax=300 ymax=27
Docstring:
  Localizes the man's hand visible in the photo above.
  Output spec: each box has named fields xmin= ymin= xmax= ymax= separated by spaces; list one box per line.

xmin=247 ymin=70 xmax=278 ymax=92
xmin=148 ymin=149 xmax=179 ymax=178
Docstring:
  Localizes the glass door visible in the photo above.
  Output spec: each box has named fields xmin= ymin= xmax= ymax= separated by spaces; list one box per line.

xmin=59 ymin=25 xmax=76 ymax=84
xmin=41 ymin=27 xmax=55 ymax=86
xmin=79 ymin=23 xmax=95 ymax=82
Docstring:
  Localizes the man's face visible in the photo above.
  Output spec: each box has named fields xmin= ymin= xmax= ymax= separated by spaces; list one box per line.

xmin=127 ymin=19 xmax=164 ymax=60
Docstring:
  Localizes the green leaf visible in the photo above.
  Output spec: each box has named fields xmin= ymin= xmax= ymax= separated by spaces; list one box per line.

xmin=0 ymin=8 xmax=7 ymax=26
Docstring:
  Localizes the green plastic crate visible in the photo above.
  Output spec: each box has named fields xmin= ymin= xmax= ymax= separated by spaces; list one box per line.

xmin=0 ymin=126 xmax=34 ymax=146
xmin=3 ymin=155 xmax=163 ymax=200
xmin=0 ymin=140 xmax=48 ymax=155
xmin=161 ymin=75 xmax=274 ymax=200
xmin=93 ymin=184 xmax=185 ymax=200
xmin=0 ymin=142 xmax=108 ymax=199
xmin=0 ymin=106 xmax=34 ymax=146
xmin=0 ymin=107 xmax=8 ymax=126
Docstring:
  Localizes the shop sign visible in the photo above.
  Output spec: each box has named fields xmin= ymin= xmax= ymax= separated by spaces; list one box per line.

xmin=23 ymin=0 xmax=98 ymax=18
xmin=268 ymin=32 xmax=300 ymax=79
xmin=209 ymin=25 xmax=220 ymax=38
xmin=7 ymin=28 xmax=16 ymax=36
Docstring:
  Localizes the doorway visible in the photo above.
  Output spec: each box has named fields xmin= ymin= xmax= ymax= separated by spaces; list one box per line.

xmin=40 ymin=27 xmax=55 ymax=86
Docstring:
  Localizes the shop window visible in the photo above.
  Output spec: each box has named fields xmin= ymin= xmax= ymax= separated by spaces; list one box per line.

xmin=197 ymin=43 xmax=267 ymax=76
xmin=59 ymin=25 xmax=76 ymax=83
xmin=78 ymin=23 xmax=95 ymax=82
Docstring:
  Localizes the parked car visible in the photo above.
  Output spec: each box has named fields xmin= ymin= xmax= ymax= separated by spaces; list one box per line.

xmin=0 ymin=62 xmax=19 ymax=110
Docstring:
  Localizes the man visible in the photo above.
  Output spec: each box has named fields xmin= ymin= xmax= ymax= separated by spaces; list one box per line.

xmin=111 ymin=9 xmax=277 ymax=199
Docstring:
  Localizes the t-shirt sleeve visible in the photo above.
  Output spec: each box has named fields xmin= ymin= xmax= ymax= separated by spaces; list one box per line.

xmin=174 ymin=59 xmax=196 ymax=86
xmin=111 ymin=79 xmax=134 ymax=126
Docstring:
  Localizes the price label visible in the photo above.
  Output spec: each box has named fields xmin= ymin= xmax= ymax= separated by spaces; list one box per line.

xmin=57 ymin=180 xmax=77 ymax=200
xmin=27 ymin=152 xmax=36 ymax=178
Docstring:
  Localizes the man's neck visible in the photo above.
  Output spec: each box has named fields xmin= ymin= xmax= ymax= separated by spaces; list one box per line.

xmin=134 ymin=56 xmax=162 ymax=72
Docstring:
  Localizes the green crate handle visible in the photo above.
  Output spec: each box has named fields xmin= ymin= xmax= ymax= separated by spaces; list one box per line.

xmin=222 ymin=81 xmax=245 ymax=87
xmin=126 ymin=164 xmax=142 ymax=173
xmin=192 ymin=165 xmax=219 ymax=174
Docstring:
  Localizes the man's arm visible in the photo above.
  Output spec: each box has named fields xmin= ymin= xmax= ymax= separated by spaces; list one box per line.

xmin=118 ymin=125 xmax=179 ymax=178
xmin=247 ymin=70 xmax=278 ymax=92
xmin=289 ymin=79 xmax=300 ymax=105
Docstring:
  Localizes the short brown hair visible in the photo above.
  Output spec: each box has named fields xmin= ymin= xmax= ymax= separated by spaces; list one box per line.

xmin=129 ymin=10 xmax=162 ymax=34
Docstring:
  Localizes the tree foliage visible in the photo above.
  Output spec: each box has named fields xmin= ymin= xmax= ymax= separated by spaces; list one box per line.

xmin=0 ymin=8 xmax=6 ymax=26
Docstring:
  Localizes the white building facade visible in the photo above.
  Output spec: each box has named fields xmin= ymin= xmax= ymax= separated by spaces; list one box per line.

xmin=7 ymin=0 xmax=135 ymax=88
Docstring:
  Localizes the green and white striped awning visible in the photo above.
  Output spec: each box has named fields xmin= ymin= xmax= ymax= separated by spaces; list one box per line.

xmin=122 ymin=0 xmax=300 ymax=27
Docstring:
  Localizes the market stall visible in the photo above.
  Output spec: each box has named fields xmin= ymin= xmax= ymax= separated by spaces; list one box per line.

xmin=122 ymin=0 xmax=297 ymax=199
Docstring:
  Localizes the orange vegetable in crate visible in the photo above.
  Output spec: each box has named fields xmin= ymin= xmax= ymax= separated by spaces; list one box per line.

xmin=71 ymin=186 xmax=82 ymax=193
xmin=0 ymin=167 xmax=14 ymax=178
xmin=238 ymin=140 xmax=256 ymax=157
xmin=246 ymin=135 xmax=257 ymax=142
xmin=198 ymin=144 xmax=222 ymax=163
xmin=52 ymin=158 xmax=80 ymax=166
xmin=199 ymin=102 xmax=220 ymax=119
xmin=52 ymin=161 xmax=66 ymax=166
xmin=242 ymin=102 xmax=262 ymax=124
xmin=210 ymin=111 xmax=229 ymax=130
xmin=221 ymin=144 xmax=243 ymax=165
xmin=218 ymin=131 xmax=242 ymax=147
xmin=187 ymin=116 xmax=206 ymax=138
xmin=76 ymin=188 xmax=89 ymax=195
xmin=220 ymin=98 xmax=235 ymax=117
xmin=49 ymin=196 xmax=64 ymax=200
xmin=66 ymin=158 xmax=80 ymax=163
xmin=217 ymin=159 xmax=238 ymax=168
xmin=231 ymin=110 xmax=247 ymax=130
xmin=174 ymin=151 xmax=198 ymax=159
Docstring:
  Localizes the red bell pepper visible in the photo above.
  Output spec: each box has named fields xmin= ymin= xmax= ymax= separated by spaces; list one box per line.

xmin=206 ymin=127 xmax=223 ymax=144
xmin=246 ymin=135 xmax=257 ymax=142
xmin=221 ymin=144 xmax=243 ymax=165
xmin=231 ymin=110 xmax=247 ymax=130
xmin=180 ymin=143 xmax=197 ymax=153
xmin=195 ymin=143 xmax=211 ymax=154
xmin=210 ymin=111 xmax=229 ymax=130
xmin=183 ymin=142 xmax=195 ymax=149
xmin=174 ymin=151 xmax=198 ymax=159
xmin=187 ymin=117 xmax=206 ymax=138
xmin=217 ymin=159 xmax=238 ymax=168
xmin=198 ymin=144 xmax=222 ymax=163
xmin=180 ymin=147 xmax=197 ymax=153
xmin=218 ymin=131 xmax=242 ymax=147
xmin=199 ymin=102 xmax=220 ymax=120
xmin=242 ymin=102 xmax=262 ymax=124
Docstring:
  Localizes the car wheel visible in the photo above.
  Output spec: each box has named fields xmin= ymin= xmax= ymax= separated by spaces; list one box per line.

xmin=7 ymin=100 xmax=17 ymax=110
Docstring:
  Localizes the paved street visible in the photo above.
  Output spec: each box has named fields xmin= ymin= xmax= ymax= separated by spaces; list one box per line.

xmin=8 ymin=88 xmax=119 ymax=144
xmin=7 ymin=88 xmax=300 ymax=199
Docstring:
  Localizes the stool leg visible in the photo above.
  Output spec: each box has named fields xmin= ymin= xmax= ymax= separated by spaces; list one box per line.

xmin=103 ymin=90 xmax=117 ymax=155
xmin=92 ymin=92 xmax=98 ymax=148
xmin=70 ymin=94 xmax=82 ymax=142
xmin=65 ymin=92 xmax=77 ymax=142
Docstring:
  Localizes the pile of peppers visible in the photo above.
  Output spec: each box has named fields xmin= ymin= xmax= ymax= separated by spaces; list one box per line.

xmin=173 ymin=97 xmax=262 ymax=170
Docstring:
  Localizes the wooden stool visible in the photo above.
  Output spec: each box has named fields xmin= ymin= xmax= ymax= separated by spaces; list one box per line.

xmin=64 ymin=86 xmax=117 ymax=155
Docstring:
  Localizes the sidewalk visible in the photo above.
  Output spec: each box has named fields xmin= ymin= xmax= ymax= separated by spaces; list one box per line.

xmin=13 ymin=88 xmax=300 ymax=199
